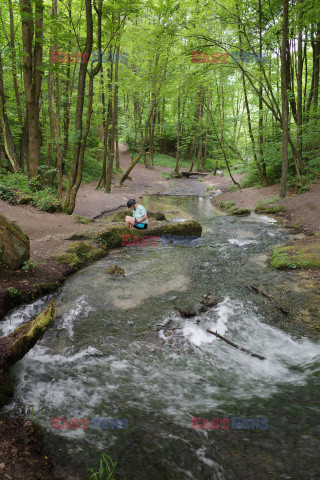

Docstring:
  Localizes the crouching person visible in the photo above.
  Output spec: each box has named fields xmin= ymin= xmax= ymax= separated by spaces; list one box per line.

xmin=125 ymin=198 xmax=148 ymax=230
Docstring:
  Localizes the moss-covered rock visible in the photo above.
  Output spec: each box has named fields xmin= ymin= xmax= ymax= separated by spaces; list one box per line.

xmin=0 ymin=213 xmax=30 ymax=269
xmin=270 ymin=241 xmax=320 ymax=269
xmin=0 ymin=300 xmax=55 ymax=408
xmin=146 ymin=220 xmax=202 ymax=237
xmin=94 ymin=225 xmax=129 ymax=249
xmin=227 ymin=207 xmax=251 ymax=216
xmin=148 ymin=211 xmax=166 ymax=220
xmin=255 ymin=203 xmax=286 ymax=214
xmin=106 ymin=209 xmax=131 ymax=222
xmin=65 ymin=220 xmax=202 ymax=252
xmin=54 ymin=241 xmax=108 ymax=268
xmin=73 ymin=214 xmax=94 ymax=224
xmin=108 ymin=265 xmax=125 ymax=276
xmin=4 ymin=300 xmax=55 ymax=365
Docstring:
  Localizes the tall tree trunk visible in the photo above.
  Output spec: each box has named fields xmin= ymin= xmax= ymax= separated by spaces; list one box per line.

xmin=52 ymin=0 xmax=62 ymax=200
xmin=62 ymin=41 xmax=73 ymax=162
xmin=63 ymin=0 xmax=94 ymax=214
xmin=305 ymin=25 xmax=320 ymax=119
xmin=46 ymin=49 xmax=56 ymax=166
xmin=105 ymin=46 xmax=114 ymax=193
xmin=114 ymin=43 xmax=120 ymax=169
xmin=20 ymin=114 xmax=29 ymax=173
xmin=149 ymin=103 xmax=156 ymax=168
xmin=296 ymin=0 xmax=303 ymax=166
xmin=280 ymin=0 xmax=289 ymax=198
xmin=196 ymin=88 xmax=204 ymax=171
xmin=8 ymin=0 xmax=23 ymax=129
xmin=175 ymin=93 xmax=181 ymax=174
xmin=202 ymin=106 xmax=209 ymax=169
xmin=97 ymin=68 xmax=107 ymax=188
xmin=20 ymin=0 xmax=44 ymax=178
xmin=55 ymin=73 xmax=62 ymax=200
xmin=0 ymin=53 xmax=19 ymax=172
xmin=258 ymin=0 xmax=268 ymax=185
xmin=312 ymin=24 xmax=320 ymax=111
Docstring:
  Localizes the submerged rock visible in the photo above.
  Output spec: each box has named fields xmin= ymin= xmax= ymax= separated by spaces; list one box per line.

xmin=148 ymin=212 xmax=166 ymax=221
xmin=179 ymin=308 xmax=197 ymax=318
xmin=55 ymin=241 xmax=108 ymax=268
xmin=108 ymin=265 xmax=125 ymax=276
xmin=0 ymin=213 xmax=30 ymax=269
xmin=178 ymin=293 xmax=219 ymax=318
xmin=200 ymin=294 xmax=218 ymax=309
xmin=65 ymin=219 xmax=202 ymax=250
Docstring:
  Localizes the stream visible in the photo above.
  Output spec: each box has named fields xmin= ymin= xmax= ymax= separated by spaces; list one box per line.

xmin=1 ymin=193 xmax=320 ymax=479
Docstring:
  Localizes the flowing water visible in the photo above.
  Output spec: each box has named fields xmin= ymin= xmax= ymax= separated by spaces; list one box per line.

xmin=2 ymin=195 xmax=320 ymax=480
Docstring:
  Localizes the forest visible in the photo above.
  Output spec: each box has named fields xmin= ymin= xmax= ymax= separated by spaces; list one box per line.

xmin=0 ymin=0 xmax=319 ymax=214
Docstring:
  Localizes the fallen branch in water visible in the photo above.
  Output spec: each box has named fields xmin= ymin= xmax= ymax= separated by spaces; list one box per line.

xmin=245 ymin=284 xmax=289 ymax=315
xmin=206 ymin=329 xmax=266 ymax=360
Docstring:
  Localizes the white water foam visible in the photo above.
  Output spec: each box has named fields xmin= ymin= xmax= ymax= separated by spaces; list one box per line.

xmin=0 ymin=296 xmax=52 ymax=336
xmin=180 ymin=297 xmax=320 ymax=400
xmin=228 ymin=238 xmax=258 ymax=247
xmin=58 ymin=295 xmax=97 ymax=338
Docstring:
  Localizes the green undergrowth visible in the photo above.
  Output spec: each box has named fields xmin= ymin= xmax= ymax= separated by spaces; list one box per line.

xmin=55 ymin=241 xmax=108 ymax=269
xmin=87 ymin=452 xmax=126 ymax=480
xmin=270 ymin=242 xmax=320 ymax=269
xmin=136 ymin=152 xmax=178 ymax=170
xmin=134 ymin=152 xmax=228 ymax=173
xmin=73 ymin=214 xmax=94 ymax=224
xmin=218 ymin=201 xmax=235 ymax=210
xmin=64 ymin=154 xmax=123 ymax=185
xmin=0 ymin=171 xmax=61 ymax=212
xmin=217 ymin=200 xmax=251 ymax=216
xmin=161 ymin=171 xmax=171 ymax=179
xmin=254 ymin=198 xmax=286 ymax=214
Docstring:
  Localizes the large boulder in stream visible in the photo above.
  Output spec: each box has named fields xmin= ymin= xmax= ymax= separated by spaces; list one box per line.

xmin=63 ymin=219 xmax=203 ymax=250
xmin=0 ymin=213 xmax=30 ymax=269
xmin=54 ymin=217 xmax=202 ymax=268
xmin=0 ymin=300 xmax=55 ymax=408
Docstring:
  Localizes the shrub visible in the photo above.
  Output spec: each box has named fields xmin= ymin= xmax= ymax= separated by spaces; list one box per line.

xmin=0 ymin=185 xmax=16 ymax=204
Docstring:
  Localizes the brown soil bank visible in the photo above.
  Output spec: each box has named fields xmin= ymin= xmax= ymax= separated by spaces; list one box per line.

xmin=211 ymin=180 xmax=320 ymax=234
xmin=0 ymin=415 xmax=65 ymax=480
